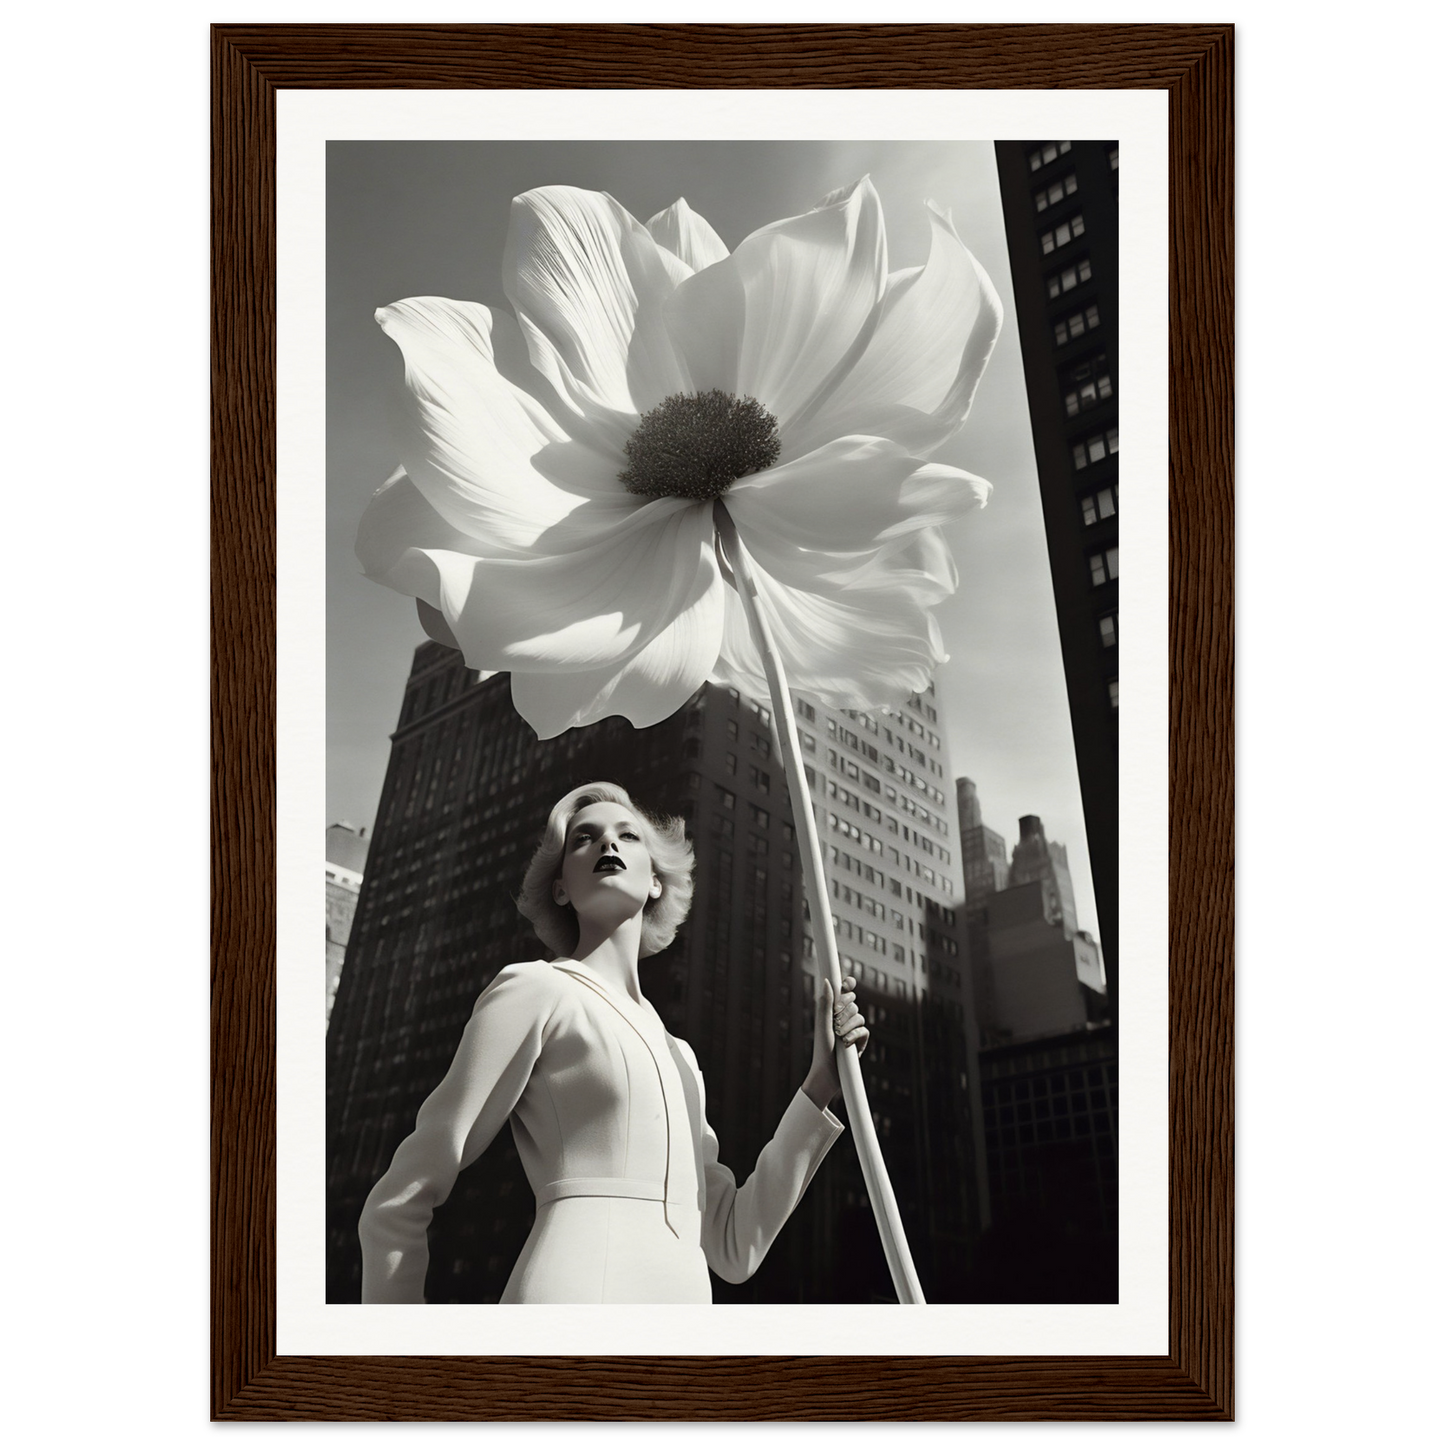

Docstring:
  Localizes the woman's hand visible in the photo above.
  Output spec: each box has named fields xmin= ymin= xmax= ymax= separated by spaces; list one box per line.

xmin=802 ymin=974 xmax=869 ymax=1110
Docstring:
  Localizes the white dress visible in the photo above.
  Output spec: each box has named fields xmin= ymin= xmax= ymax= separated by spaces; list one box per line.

xmin=359 ymin=958 xmax=844 ymax=1304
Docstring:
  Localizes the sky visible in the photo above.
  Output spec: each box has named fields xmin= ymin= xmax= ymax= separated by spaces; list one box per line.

xmin=326 ymin=139 xmax=1100 ymax=939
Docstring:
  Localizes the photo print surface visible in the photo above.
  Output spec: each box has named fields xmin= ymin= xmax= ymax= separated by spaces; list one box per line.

xmin=322 ymin=138 xmax=1120 ymax=1310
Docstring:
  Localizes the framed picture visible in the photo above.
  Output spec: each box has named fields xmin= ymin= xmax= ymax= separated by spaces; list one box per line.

xmin=209 ymin=16 xmax=1236 ymax=1427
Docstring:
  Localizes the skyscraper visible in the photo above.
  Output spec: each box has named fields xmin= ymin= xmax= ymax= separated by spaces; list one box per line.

xmin=324 ymin=822 xmax=370 ymax=1024
xmin=994 ymin=138 xmax=1119 ymax=1010
xmin=957 ymin=777 xmax=1010 ymax=905
xmin=1009 ymin=814 xmax=1079 ymax=939
xmin=954 ymin=788 xmax=1107 ymax=1045
xmin=970 ymin=1022 xmax=1118 ymax=1303
xmin=804 ymin=689 xmax=989 ymax=1295
xmin=950 ymin=780 xmax=1117 ymax=1301
xmin=326 ymin=647 xmax=988 ymax=1304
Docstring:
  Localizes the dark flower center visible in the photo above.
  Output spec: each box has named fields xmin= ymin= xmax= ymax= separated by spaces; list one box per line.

xmin=618 ymin=390 xmax=781 ymax=502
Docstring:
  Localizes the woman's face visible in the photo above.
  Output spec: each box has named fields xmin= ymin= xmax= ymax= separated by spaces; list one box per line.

xmin=555 ymin=801 xmax=661 ymax=929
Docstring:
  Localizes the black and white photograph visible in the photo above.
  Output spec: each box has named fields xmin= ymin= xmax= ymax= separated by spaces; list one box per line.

xmin=321 ymin=135 xmax=1124 ymax=1312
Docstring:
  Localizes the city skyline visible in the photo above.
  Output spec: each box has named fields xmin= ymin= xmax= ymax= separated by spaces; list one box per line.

xmin=327 ymin=140 xmax=1101 ymax=939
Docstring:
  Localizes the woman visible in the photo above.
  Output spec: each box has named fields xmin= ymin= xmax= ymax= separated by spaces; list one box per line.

xmin=359 ymin=781 xmax=868 ymax=1304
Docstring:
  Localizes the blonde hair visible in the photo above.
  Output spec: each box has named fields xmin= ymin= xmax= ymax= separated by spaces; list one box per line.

xmin=517 ymin=782 xmax=694 ymax=959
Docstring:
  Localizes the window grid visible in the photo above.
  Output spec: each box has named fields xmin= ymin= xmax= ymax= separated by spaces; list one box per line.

xmin=1089 ymin=548 xmax=1120 ymax=588
xmin=1064 ymin=371 xmax=1112 ymax=417
xmin=1081 ymin=485 xmax=1117 ymax=526
xmin=1040 ymin=214 xmax=1086 ymax=255
xmin=1028 ymin=140 xmax=1073 ymax=171
xmin=1033 ymin=172 xmax=1078 ymax=212
xmin=1054 ymin=303 xmax=1101 ymax=347
xmin=1047 ymin=257 xmax=1092 ymax=299
xmin=1072 ymin=427 xmax=1120 ymax=471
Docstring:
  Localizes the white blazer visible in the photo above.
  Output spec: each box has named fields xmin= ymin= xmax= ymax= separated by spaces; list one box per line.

xmin=360 ymin=958 xmax=844 ymax=1304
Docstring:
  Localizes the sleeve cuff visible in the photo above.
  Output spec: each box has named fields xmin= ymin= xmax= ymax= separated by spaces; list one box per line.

xmin=788 ymin=1087 xmax=846 ymax=1142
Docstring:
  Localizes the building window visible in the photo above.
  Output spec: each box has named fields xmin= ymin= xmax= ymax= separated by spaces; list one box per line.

xmin=1072 ymin=426 xmax=1120 ymax=470
xmin=1053 ymin=303 xmax=1101 ymax=347
xmin=1064 ymin=375 xmax=1112 ymax=416
xmin=1109 ymin=145 xmax=1119 ymax=171
xmin=1046 ymin=257 xmax=1092 ymax=299
xmin=1062 ymin=353 xmax=1112 ymax=416
xmin=750 ymin=766 xmax=771 ymax=793
xmin=1089 ymin=548 xmax=1120 ymax=587
xmin=1099 ymin=613 xmax=1118 ymax=648
xmin=1081 ymin=485 xmax=1117 ymax=526
xmin=1040 ymin=214 xmax=1085 ymax=255
xmin=716 ymin=785 xmax=735 ymax=810
xmin=1033 ymin=172 xmax=1078 ymax=212
xmin=1109 ymin=678 xmax=1119 ymax=708
xmin=1028 ymin=140 xmax=1073 ymax=170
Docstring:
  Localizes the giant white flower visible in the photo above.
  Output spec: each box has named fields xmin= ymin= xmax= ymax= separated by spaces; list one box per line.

xmin=356 ymin=179 xmax=1002 ymax=739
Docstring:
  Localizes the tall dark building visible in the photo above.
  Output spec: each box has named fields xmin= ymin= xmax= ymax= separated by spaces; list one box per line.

xmin=326 ymin=646 xmax=988 ymax=1304
xmin=1009 ymin=814 xmax=1079 ymax=939
xmin=325 ymin=822 xmax=370 ymax=1025
xmin=951 ymin=778 xmax=1117 ymax=1301
xmin=971 ymin=1024 xmax=1118 ymax=1303
xmin=994 ymin=139 xmax=1119 ymax=1012
xmin=957 ymin=777 xmax=1010 ymax=904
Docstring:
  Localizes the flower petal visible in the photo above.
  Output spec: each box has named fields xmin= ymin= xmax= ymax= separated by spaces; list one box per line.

xmin=831 ymin=527 xmax=961 ymax=604
xmin=712 ymin=509 xmax=966 ymax=711
xmin=361 ymin=483 xmax=723 ymax=736
xmin=712 ymin=562 xmax=947 ymax=714
xmin=783 ymin=202 xmax=1003 ymax=460
xmin=503 ymin=186 xmax=690 ymax=418
xmin=376 ymin=297 xmax=629 ymax=556
xmin=664 ymin=177 xmax=888 ymax=431
xmin=418 ymin=603 xmax=502 ymax=688
xmin=416 ymin=600 xmax=462 ymax=651
xmin=725 ymin=436 xmax=991 ymax=552
xmin=356 ymin=465 xmax=490 ymax=588
xmin=647 ymin=198 xmax=730 ymax=271
xmin=509 ymin=579 xmax=723 ymax=738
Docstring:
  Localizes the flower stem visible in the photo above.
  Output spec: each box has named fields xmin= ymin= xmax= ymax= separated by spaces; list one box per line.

xmin=713 ymin=501 xmax=926 ymax=1306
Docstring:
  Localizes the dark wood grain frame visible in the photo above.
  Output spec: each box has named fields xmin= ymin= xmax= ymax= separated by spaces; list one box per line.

xmin=212 ymin=22 xmax=1232 ymax=1421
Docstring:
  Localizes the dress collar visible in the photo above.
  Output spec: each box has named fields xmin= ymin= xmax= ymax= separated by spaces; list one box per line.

xmin=549 ymin=957 xmax=659 ymax=1025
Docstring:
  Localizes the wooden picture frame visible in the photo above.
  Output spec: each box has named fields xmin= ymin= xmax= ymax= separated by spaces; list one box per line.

xmin=212 ymin=22 xmax=1232 ymax=1421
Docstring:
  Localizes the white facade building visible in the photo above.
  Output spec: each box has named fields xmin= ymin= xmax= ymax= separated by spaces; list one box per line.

xmin=794 ymin=684 xmax=968 ymax=1008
